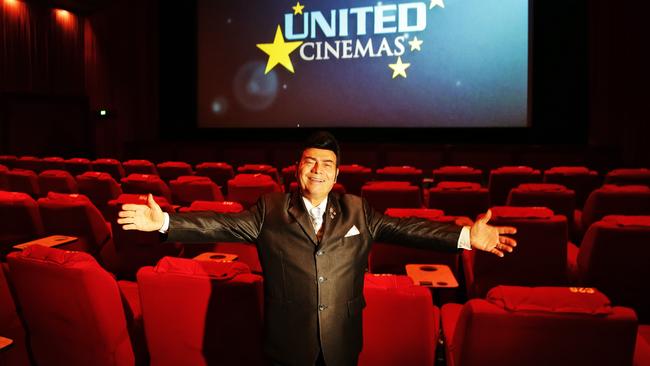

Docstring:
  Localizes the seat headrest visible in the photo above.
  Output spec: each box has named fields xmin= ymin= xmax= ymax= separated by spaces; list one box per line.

xmin=9 ymin=169 xmax=37 ymax=177
xmin=435 ymin=181 xmax=482 ymax=190
xmin=123 ymin=173 xmax=161 ymax=182
xmin=0 ymin=191 xmax=34 ymax=203
xmin=114 ymin=193 xmax=169 ymax=206
xmin=435 ymin=166 xmax=478 ymax=172
xmin=172 ymin=175 xmax=211 ymax=184
xmin=78 ymin=171 xmax=114 ymax=180
xmin=491 ymin=206 xmax=554 ymax=218
xmin=546 ymin=166 xmax=590 ymax=174
xmin=487 ymin=286 xmax=613 ymax=316
xmin=186 ymin=200 xmax=244 ymax=213
xmin=607 ymin=168 xmax=650 ymax=176
xmin=39 ymin=170 xmax=71 ymax=177
xmin=14 ymin=245 xmax=96 ymax=267
xmin=516 ymin=183 xmax=568 ymax=192
xmin=158 ymin=161 xmax=191 ymax=168
xmin=93 ymin=158 xmax=120 ymax=164
xmin=601 ymin=215 xmax=650 ymax=227
xmin=153 ymin=256 xmax=250 ymax=280
xmin=600 ymin=184 xmax=650 ymax=192
xmin=493 ymin=166 xmax=535 ymax=174
xmin=45 ymin=192 xmax=91 ymax=204
xmin=385 ymin=208 xmax=444 ymax=219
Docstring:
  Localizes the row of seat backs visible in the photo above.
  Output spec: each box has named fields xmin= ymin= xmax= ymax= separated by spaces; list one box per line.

xmin=3 ymin=156 xmax=647 ymax=186
xmin=369 ymin=206 xmax=650 ymax=324
xmin=3 ymin=246 xmax=440 ymax=366
xmin=3 ymin=246 xmax=644 ymax=366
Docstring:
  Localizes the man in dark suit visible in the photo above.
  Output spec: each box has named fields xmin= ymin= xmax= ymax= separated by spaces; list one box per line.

xmin=118 ymin=132 xmax=517 ymax=366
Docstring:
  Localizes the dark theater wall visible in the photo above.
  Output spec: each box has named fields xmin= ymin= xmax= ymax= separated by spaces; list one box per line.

xmin=0 ymin=0 xmax=648 ymax=168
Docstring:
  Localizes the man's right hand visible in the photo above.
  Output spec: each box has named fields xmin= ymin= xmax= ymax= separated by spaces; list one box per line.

xmin=117 ymin=193 xmax=164 ymax=231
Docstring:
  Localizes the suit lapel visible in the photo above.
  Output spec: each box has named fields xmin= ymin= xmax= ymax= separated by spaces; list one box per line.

xmin=320 ymin=192 xmax=340 ymax=247
xmin=287 ymin=191 xmax=319 ymax=246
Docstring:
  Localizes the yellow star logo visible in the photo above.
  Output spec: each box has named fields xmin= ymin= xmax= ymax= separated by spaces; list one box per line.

xmin=429 ymin=0 xmax=445 ymax=10
xmin=409 ymin=36 xmax=423 ymax=52
xmin=388 ymin=56 xmax=410 ymax=79
xmin=292 ymin=1 xmax=305 ymax=15
xmin=256 ymin=26 xmax=303 ymax=74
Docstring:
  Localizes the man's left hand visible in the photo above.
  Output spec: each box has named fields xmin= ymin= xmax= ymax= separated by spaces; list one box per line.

xmin=469 ymin=209 xmax=517 ymax=257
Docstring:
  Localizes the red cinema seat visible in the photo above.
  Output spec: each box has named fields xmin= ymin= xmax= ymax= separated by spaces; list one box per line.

xmin=38 ymin=193 xmax=111 ymax=257
xmin=544 ymin=166 xmax=600 ymax=207
xmin=104 ymin=194 xmax=181 ymax=279
xmin=195 ymin=162 xmax=234 ymax=194
xmin=6 ymin=169 xmax=39 ymax=197
xmin=605 ymin=168 xmax=650 ymax=187
xmin=0 ymin=265 xmax=30 ymax=366
xmin=170 ymin=175 xmax=224 ymax=206
xmin=123 ymin=159 xmax=158 ymax=176
xmin=6 ymin=245 xmax=146 ymax=366
xmin=64 ymin=157 xmax=92 ymax=177
xmin=237 ymin=163 xmax=280 ymax=183
xmin=375 ymin=166 xmax=423 ymax=187
xmin=0 ymin=191 xmax=44 ymax=257
xmin=227 ymin=174 xmax=282 ymax=209
xmin=76 ymin=171 xmax=123 ymax=216
xmin=361 ymin=181 xmax=422 ymax=213
xmin=358 ymin=274 xmax=439 ymax=366
xmin=441 ymin=286 xmax=638 ymax=366
xmin=428 ymin=181 xmax=490 ymax=219
xmin=178 ymin=200 xmax=260 ymax=273
xmin=432 ymin=166 xmax=483 ymax=184
xmin=92 ymin=158 xmax=125 ymax=181
xmin=0 ymin=155 xmax=17 ymax=169
xmin=121 ymin=173 xmax=172 ymax=202
xmin=369 ymin=208 xmax=462 ymax=277
xmin=38 ymin=169 xmax=79 ymax=195
xmin=137 ymin=257 xmax=265 ymax=366
xmin=0 ymin=164 xmax=9 ymax=190
xmin=488 ymin=166 xmax=542 ymax=205
xmin=337 ymin=164 xmax=372 ymax=195
xmin=14 ymin=156 xmax=42 ymax=172
xmin=636 ymin=326 xmax=650 ymax=366
xmin=507 ymin=183 xmax=576 ymax=227
xmin=157 ymin=161 xmax=193 ymax=182
xmin=463 ymin=207 xmax=568 ymax=298
xmin=281 ymin=165 xmax=297 ymax=192
xmin=567 ymin=215 xmax=650 ymax=323
xmin=41 ymin=156 xmax=66 ymax=171
xmin=577 ymin=184 xmax=650 ymax=236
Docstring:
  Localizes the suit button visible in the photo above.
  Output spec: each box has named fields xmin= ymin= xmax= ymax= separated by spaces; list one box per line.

xmin=318 ymin=276 xmax=325 ymax=283
xmin=316 ymin=250 xmax=324 ymax=256
xmin=318 ymin=304 xmax=327 ymax=311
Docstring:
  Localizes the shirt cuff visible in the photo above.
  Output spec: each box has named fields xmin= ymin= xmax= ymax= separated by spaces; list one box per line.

xmin=159 ymin=212 xmax=170 ymax=234
xmin=457 ymin=226 xmax=472 ymax=250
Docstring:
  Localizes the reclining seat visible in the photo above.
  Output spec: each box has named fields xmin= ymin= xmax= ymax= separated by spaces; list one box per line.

xmin=358 ymin=274 xmax=439 ymax=366
xmin=567 ymin=215 xmax=650 ymax=323
xmin=137 ymin=257 xmax=265 ymax=366
xmin=0 ymin=264 xmax=30 ymax=366
xmin=428 ymin=181 xmax=489 ymax=219
xmin=6 ymin=245 xmax=146 ymax=366
xmin=361 ymin=181 xmax=422 ymax=213
xmin=178 ymin=201 xmax=261 ymax=273
xmin=441 ymin=286 xmax=638 ymax=366
xmin=37 ymin=192 xmax=111 ymax=258
xmin=488 ymin=166 xmax=542 ymax=205
xmin=368 ymin=208 xmax=462 ymax=276
xmin=0 ymin=191 xmax=44 ymax=258
xmin=463 ymin=207 xmax=568 ymax=298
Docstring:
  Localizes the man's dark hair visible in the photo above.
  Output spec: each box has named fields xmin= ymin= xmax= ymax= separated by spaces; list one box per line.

xmin=299 ymin=131 xmax=341 ymax=167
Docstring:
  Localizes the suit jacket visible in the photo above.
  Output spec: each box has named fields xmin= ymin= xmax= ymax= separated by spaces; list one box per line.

xmin=167 ymin=191 xmax=462 ymax=366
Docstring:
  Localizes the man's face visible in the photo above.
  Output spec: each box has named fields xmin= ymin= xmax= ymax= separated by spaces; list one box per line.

xmin=297 ymin=148 xmax=339 ymax=204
